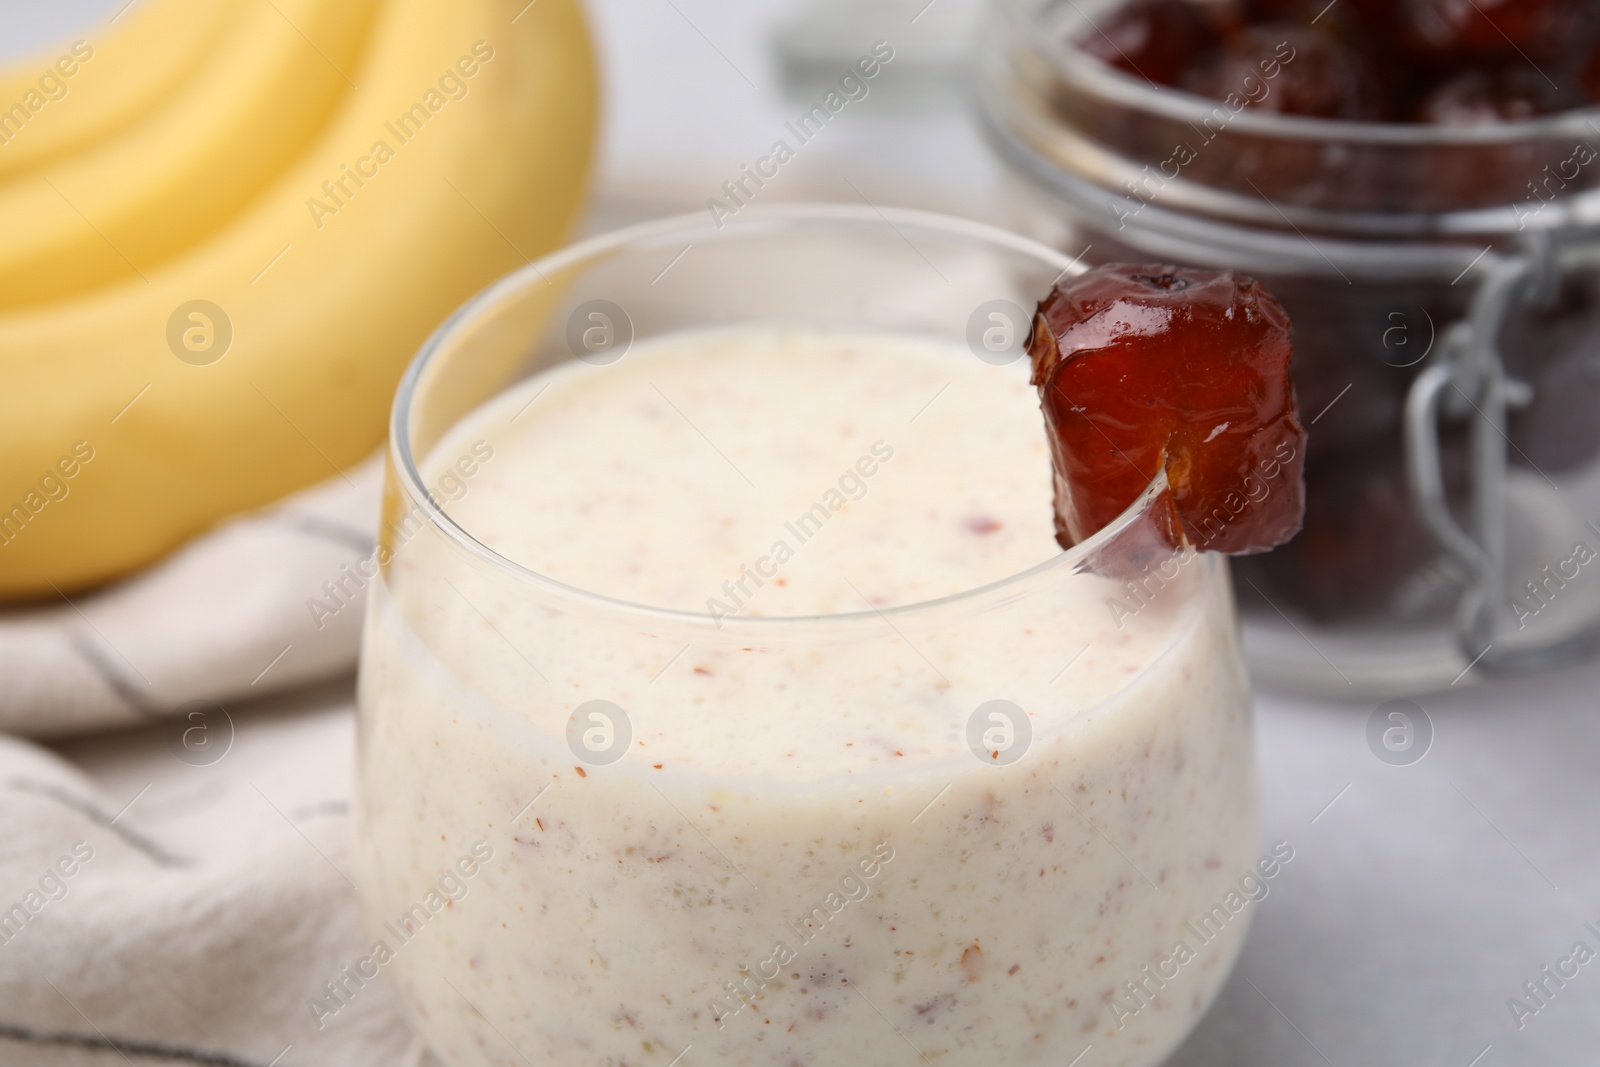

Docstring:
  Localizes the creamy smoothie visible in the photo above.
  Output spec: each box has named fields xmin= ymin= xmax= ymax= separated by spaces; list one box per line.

xmin=356 ymin=328 xmax=1258 ymax=1067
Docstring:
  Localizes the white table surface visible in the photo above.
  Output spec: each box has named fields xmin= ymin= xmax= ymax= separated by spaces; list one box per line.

xmin=11 ymin=2 xmax=1600 ymax=1064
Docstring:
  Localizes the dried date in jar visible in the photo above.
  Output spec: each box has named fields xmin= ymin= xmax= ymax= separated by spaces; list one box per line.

xmin=1265 ymin=276 xmax=1450 ymax=459
xmin=1235 ymin=429 xmax=1474 ymax=622
xmin=1080 ymin=0 xmax=1224 ymax=86
xmin=1399 ymin=0 xmax=1600 ymax=69
xmin=1179 ymin=26 xmax=1382 ymax=120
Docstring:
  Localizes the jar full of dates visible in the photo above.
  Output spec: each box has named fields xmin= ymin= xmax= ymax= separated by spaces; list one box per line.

xmin=977 ymin=0 xmax=1600 ymax=693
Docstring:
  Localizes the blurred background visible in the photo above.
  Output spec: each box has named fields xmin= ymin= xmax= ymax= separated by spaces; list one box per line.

xmin=0 ymin=0 xmax=1007 ymax=227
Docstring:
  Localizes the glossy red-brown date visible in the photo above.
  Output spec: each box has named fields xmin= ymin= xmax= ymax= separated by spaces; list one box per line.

xmin=1416 ymin=68 xmax=1572 ymax=124
xmin=1181 ymin=25 xmax=1380 ymax=119
xmin=1081 ymin=0 xmax=1222 ymax=87
xmin=1247 ymin=0 xmax=1390 ymax=26
xmin=1028 ymin=264 xmax=1306 ymax=555
xmin=1400 ymin=0 xmax=1597 ymax=67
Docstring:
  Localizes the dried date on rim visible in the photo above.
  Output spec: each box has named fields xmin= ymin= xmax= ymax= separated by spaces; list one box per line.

xmin=1027 ymin=263 xmax=1306 ymax=556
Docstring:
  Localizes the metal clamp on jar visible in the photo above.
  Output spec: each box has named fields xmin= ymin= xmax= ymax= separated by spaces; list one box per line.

xmin=1408 ymin=234 xmax=1600 ymax=680
xmin=976 ymin=0 xmax=1600 ymax=694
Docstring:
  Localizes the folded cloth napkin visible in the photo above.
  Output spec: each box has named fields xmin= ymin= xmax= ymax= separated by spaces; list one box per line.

xmin=0 ymin=459 xmax=428 ymax=1066
xmin=0 ymin=458 xmax=383 ymax=739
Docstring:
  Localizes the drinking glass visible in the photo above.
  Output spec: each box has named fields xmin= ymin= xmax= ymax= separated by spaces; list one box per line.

xmin=356 ymin=205 xmax=1260 ymax=1067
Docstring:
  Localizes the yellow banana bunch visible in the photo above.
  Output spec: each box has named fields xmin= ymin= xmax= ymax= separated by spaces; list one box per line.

xmin=0 ymin=0 xmax=381 ymax=307
xmin=0 ymin=0 xmax=598 ymax=598
xmin=0 ymin=0 xmax=241 ymax=178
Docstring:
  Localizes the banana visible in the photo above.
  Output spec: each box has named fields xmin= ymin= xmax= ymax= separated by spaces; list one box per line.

xmin=0 ymin=0 xmax=242 ymax=180
xmin=0 ymin=0 xmax=597 ymax=598
xmin=0 ymin=0 xmax=381 ymax=309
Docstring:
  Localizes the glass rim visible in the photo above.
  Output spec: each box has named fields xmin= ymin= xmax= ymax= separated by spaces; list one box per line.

xmin=997 ymin=0 xmax=1600 ymax=147
xmin=388 ymin=203 xmax=1177 ymax=633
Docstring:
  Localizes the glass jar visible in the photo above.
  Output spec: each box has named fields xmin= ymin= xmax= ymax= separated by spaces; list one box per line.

xmin=977 ymin=0 xmax=1600 ymax=693
xmin=356 ymin=206 xmax=1260 ymax=1067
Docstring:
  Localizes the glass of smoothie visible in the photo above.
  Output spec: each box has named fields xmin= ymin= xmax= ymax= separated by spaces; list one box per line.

xmin=355 ymin=205 xmax=1262 ymax=1067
